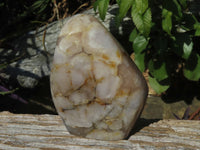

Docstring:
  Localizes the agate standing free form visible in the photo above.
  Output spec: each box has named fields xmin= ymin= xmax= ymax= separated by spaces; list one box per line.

xmin=50 ymin=14 xmax=148 ymax=140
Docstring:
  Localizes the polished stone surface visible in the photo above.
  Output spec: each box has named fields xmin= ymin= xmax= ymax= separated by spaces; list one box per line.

xmin=50 ymin=14 xmax=148 ymax=140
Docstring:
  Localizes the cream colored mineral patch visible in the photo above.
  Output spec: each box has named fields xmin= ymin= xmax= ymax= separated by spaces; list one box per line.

xmin=50 ymin=14 xmax=148 ymax=140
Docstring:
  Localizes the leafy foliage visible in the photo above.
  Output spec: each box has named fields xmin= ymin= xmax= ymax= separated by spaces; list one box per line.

xmin=115 ymin=0 xmax=133 ymax=26
xmin=94 ymin=0 xmax=109 ymax=20
xmin=94 ymin=0 xmax=200 ymax=94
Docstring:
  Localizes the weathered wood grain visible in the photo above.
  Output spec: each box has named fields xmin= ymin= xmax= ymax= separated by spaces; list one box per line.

xmin=0 ymin=111 xmax=199 ymax=150
xmin=130 ymin=120 xmax=200 ymax=149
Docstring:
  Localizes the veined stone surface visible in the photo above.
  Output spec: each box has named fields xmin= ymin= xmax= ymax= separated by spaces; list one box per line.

xmin=50 ymin=14 xmax=148 ymax=140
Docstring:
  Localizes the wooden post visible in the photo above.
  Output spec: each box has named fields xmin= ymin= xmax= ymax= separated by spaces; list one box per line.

xmin=0 ymin=111 xmax=199 ymax=149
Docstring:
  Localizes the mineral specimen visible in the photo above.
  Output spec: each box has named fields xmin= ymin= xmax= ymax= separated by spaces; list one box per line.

xmin=50 ymin=14 xmax=148 ymax=140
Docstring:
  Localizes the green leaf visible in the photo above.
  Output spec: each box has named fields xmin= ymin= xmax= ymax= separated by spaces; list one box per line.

xmin=31 ymin=0 xmax=44 ymax=9
xmin=129 ymin=29 xmax=137 ymax=42
xmin=194 ymin=22 xmax=200 ymax=36
xmin=173 ymin=33 xmax=192 ymax=58
xmin=162 ymin=9 xmax=172 ymax=35
xmin=182 ymin=14 xmax=196 ymax=31
xmin=116 ymin=0 xmax=133 ymax=25
xmin=183 ymin=54 xmax=200 ymax=81
xmin=149 ymin=76 xmax=170 ymax=94
xmin=93 ymin=0 xmax=109 ymax=21
xmin=131 ymin=2 xmax=152 ymax=37
xmin=134 ymin=52 xmax=146 ymax=72
xmin=116 ymin=0 xmax=121 ymax=4
xmin=133 ymin=35 xmax=148 ymax=53
xmin=179 ymin=0 xmax=187 ymax=9
xmin=31 ymin=0 xmax=49 ymax=12
xmin=182 ymin=42 xmax=193 ymax=60
xmin=143 ymin=8 xmax=152 ymax=37
xmin=173 ymin=0 xmax=182 ymax=18
xmin=93 ymin=1 xmax=98 ymax=11
xmin=163 ymin=0 xmax=182 ymax=19
xmin=135 ymin=0 xmax=148 ymax=14
xmin=131 ymin=3 xmax=144 ymax=34
xmin=148 ymin=60 xmax=168 ymax=81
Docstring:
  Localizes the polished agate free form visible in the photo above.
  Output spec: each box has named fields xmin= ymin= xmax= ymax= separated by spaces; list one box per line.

xmin=50 ymin=14 xmax=148 ymax=140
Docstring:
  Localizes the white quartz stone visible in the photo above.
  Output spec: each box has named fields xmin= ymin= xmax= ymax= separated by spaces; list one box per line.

xmin=50 ymin=14 xmax=148 ymax=140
